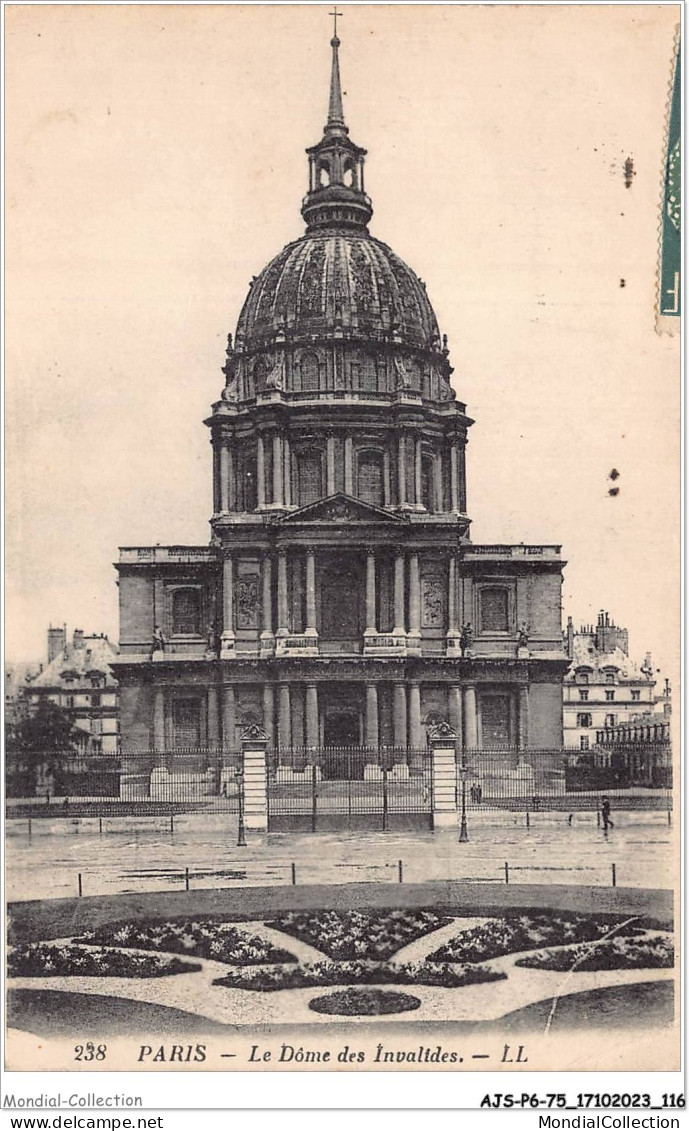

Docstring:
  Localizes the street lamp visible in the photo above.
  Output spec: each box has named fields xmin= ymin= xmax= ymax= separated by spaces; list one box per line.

xmin=236 ymin=766 xmax=247 ymax=847
xmin=458 ymin=749 xmax=469 ymax=843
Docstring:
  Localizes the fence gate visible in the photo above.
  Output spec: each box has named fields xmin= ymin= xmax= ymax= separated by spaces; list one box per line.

xmin=267 ymin=747 xmax=432 ymax=832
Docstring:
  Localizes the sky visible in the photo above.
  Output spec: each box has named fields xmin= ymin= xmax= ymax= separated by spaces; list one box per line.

xmin=5 ymin=3 xmax=680 ymax=685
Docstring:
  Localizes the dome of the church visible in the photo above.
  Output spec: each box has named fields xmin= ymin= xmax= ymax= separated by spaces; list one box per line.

xmin=235 ymin=229 xmax=441 ymax=353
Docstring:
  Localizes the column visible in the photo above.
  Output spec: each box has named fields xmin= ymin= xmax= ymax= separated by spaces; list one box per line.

xmin=365 ymin=550 xmax=377 ymax=634
xmin=277 ymin=551 xmax=289 ymax=636
xmin=408 ymin=553 xmax=421 ymax=642
xmin=306 ymin=684 xmax=319 ymax=748
xmin=305 ymin=551 xmax=317 ymax=636
xmin=447 ymin=555 xmax=458 ymax=638
xmin=459 ymin=442 xmax=467 ymax=513
xmin=212 ymin=444 xmax=220 ymax=514
xmin=278 ymin=684 xmax=291 ymax=750
xmin=408 ymin=682 xmax=422 ymax=748
xmin=326 ymin=433 xmax=336 ymax=495
xmin=383 ymin=446 xmax=392 ymax=505
xmin=222 ymin=685 xmax=236 ymax=752
xmin=463 ymin=685 xmax=478 ymax=749
xmin=433 ymin=455 xmax=443 ymax=513
xmin=221 ymin=555 xmax=235 ymax=652
xmin=257 ymin=434 xmax=266 ymax=507
xmin=272 ymin=432 xmax=283 ymax=506
xmin=393 ymin=552 xmax=406 ymax=635
xmin=365 ymin=684 xmax=379 ymax=749
xmin=207 ymin=686 xmax=220 ymax=748
xmin=153 ymin=687 xmax=165 ymax=753
xmin=414 ymin=436 xmax=423 ymax=506
xmin=397 ymin=432 xmax=407 ymax=506
xmin=283 ymin=434 xmax=292 ymax=507
xmin=219 ymin=440 xmax=230 ymax=512
xmin=518 ymin=686 xmax=529 ymax=751
xmin=228 ymin=443 xmax=236 ymax=511
xmin=261 ymin=556 xmax=273 ymax=637
xmin=450 ymin=440 xmax=459 ymax=512
xmin=448 ymin=685 xmax=463 ymax=739
xmin=344 ymin=435 xmax=354 ymax=495
xmin=393 ymin=682 xmax=408 ymax=748
xmin=262 ymin=684 xmax=275 ymax=747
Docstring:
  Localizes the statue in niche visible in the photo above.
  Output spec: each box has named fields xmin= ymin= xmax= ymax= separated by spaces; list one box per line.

xmin=151 ymin=624 xmax=165 ymax=656
xmin=459 ymin=622 xmax=473 ymax=657
xmin=265 ymin=356 xmax=286 ymax=390
xmin=517 ymin=622 xmax=530 ymax=649
xmin=394 ymin=356 xmax=412 ymax=390
xmin=206 ymin=623 xmax=218 ymax=657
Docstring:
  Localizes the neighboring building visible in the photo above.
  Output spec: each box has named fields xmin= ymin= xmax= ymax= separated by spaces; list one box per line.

xmin=114 ymin=28 xmax=569 ymax=797
xmin=563 ymin=611 xmax=655 ymax=751
xmin=4 ymin=661 xmax=42 ymax=730
xmin=24 ymin=627 xmax=120 ymax=755
xmin=592 ymin=679 xmax=672 ymax=789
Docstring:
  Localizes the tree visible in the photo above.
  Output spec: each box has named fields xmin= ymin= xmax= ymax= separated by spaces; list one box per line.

xmin=5 ymin=698 xmax=81 ymax=796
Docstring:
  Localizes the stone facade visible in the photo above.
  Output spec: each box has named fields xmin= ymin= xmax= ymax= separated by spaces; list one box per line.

xmin=113 ymin=30 xmax=569 ymax=790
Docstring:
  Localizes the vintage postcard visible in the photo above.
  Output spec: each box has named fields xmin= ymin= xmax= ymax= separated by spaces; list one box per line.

xmin=3 ymin=2 xmax=682 ymax=1082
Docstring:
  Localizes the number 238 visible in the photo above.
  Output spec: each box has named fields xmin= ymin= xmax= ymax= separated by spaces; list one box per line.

xmin=74 ymin=1043 xmax=107 ymax=1061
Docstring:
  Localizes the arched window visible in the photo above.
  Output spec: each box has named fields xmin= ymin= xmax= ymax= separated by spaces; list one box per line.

xmin=357 ymin=451 xmax=384 ymax=506
xmin=297 ymin=450 xmax=323 ymax=506
xmin=317 ymin=163 xmax=331 ymax=187
xmin=421 ymin=455 xmax=435 ymax=510
xmin=300 ymin=351 xmax=320 ymax=392
xmin=172 ymin=589 xmax=201 ymax=635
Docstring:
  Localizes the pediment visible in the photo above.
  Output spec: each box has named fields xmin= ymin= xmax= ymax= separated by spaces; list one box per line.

xmin=278 ymin=493 xmax=408 ymax=525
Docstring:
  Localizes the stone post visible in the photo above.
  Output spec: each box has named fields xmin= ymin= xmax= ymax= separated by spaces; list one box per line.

xmin=428 ymin=722 xmax=459 ymax=829
xmin=365 ymin=683 xmax=379 ymax=749
xmin=241 ymin=725 xmax=268 ymax=834
xmin=365 ymin=550 xmax=377 ymax=635
xmin=221 ymin=555 xmax=235 ymax=656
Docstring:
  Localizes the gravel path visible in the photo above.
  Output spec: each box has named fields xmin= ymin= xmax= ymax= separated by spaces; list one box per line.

xmin=393 ymin=917 xmax=491 ymax=964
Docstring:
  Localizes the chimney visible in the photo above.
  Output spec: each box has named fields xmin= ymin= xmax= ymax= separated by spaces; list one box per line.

xmin=566 ymin=616 xmax=574 ymax=658
xmin=72 ymin=628 xmax=85 ymax=650
xmin=47 ymin=624 xmax=67 ymax=663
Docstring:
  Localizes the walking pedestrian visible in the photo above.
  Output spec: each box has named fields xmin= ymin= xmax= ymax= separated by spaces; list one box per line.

xmin=601 ymin=797 xmax=614 ymax=831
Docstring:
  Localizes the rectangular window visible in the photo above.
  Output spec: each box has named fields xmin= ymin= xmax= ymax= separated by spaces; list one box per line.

xmin=92 ymin=693 xmax=101 ymax=707
xmin=577 ymin=713 xmax=592 ymax=728
xmin=171 ymin=588 xmax=202 ymax=635
xmin=580 ymin=736 xmax=590 ymax=751
xmin=172 ymin=698 xmax=202 ymax=749
xmin=480 ymin=695 xmax=511 ymax=746
xmin=579 ymin=689 xmax=589 ymax=701
xmin=605 ymin=689 xmax=615 ymax=701
xmin=631 ymin=690 xmax=641 ymax=701
xmin=606 ymin=714 xmax=617 ymax=727
xmin=479 ymin=588 xmax=509 ymax=633
xmin=605 ymin=672 xmax=615 ymax=685
xmin=577 ymin=672 xmax=589 ymax=685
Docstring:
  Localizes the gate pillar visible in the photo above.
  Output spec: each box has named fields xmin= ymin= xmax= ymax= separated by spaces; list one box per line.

xmin=428 ymin=722 xmax=459 ymax=830
xmin=241 ymin=724 xmax=268 ymax=833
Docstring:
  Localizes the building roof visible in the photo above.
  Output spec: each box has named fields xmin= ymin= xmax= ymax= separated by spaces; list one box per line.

xmin=566 ymin=636 xmax=651 ymax=682
xmin=29 ymin=634 xmax=119 ymax=690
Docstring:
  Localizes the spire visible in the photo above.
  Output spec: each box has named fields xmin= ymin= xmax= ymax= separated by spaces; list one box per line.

xmin=301 ymin=14 xmax=373 ymax=233
xmin=326 ymin=11 xmax=346 ymax=132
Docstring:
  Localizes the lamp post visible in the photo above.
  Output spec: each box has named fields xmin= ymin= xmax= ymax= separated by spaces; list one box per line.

xmin=236 ymin=765 xmax=246 ymax=847
xmin=458 ymin=748 xmax=469 ymax=843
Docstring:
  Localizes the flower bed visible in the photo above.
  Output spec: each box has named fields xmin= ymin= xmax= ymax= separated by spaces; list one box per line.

xmin=74 ymin=919 xmax=296 ymax=966
xmin=213 ymin=959 xmax=505 ymax=992
xmin=8 ymin=943 xmax=200 ymax=979
xmin=428 ymin=914 xmax=647 ymax=964
xmin=515 ymin=935 xmax=675 ymax=973
xmin=265 ymin=909 xmax=452 ymax=961
xmin=309 ymin=989 xmax=421 ymax=1016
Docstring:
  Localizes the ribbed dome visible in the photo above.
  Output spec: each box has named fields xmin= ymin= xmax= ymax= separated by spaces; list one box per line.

xmin=236 ymin=230 xmax=441 ymax=353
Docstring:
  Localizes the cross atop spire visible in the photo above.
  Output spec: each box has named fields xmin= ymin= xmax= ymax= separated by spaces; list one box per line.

xmin=326 ymin=10 xmax=345 ymax=131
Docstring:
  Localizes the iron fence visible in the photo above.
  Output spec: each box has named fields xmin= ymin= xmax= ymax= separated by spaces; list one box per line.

xmin=267 ymin=746 xmax=432 ymax=831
